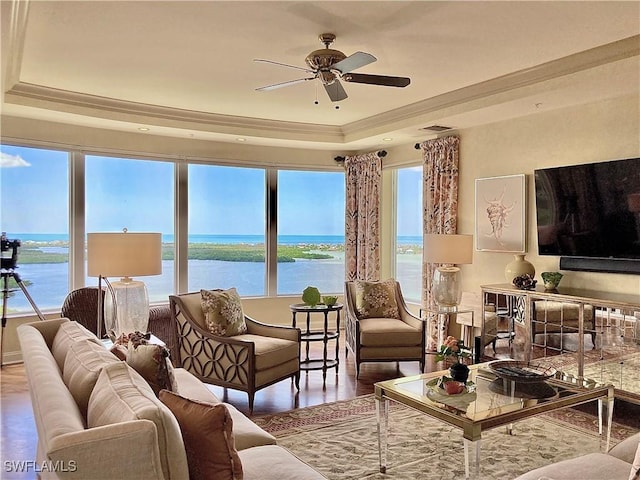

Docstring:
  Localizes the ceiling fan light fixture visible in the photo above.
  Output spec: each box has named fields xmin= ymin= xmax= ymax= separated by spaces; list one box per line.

xmin=255 ymin=33 xmax=410 ymax=102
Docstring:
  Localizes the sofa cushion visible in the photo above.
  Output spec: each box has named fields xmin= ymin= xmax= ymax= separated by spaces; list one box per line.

xmin=87 ymin=362 xmax=189 ymax=480
xmin=513 ymin=452 xmax=632 ymax=480
xmin=172 ymin=368 xmax=277 ymax=450
xmin=232 ymin=333 xmax=299 ymax=372
xmin=354 ymin=279 xmax=400 ymax=319
xmin=126 ymin=342 xmax=177 ymax=396
xmin=201 ymin=288 xmax=247 ymax=336
xmin=62 ymin=339 xmax=121 ymax=418
xmin=52 ymin=320 xmax=102 ymax=370
xmin=358 ymin=317 xmax=422 ymax=347
xmin=630 ymin=438 xmax=640 ymax=480
xmin=159 ymin=390 xmax=243 ymax=480
xmin=238 ymin=445 xmax=326 ymax=480
xmin=17 ymin=323 xmax=86 ymax=441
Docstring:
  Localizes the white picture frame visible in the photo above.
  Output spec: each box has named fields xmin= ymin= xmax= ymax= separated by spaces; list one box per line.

xmin=475 ymin=174 xmax=526 ymax=252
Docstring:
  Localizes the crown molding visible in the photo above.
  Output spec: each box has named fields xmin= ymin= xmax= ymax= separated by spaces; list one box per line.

xmin=3 ymin=35 xmax=638 ymax=147
xmin=4 ymin=82 xmax=346 ymax=143
xmin=342 ymin=35 xmax=640 ymax=140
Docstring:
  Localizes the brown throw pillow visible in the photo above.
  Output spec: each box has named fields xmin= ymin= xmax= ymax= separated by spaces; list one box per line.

xmin=354 ymin=279 xmax=400 ymax=319
xmin=126 ymin=342 xmax=176 ymax=396
xmin=159 ymin=390 xmax=243 ymax=480
xmin=201 ymin=288 xmax=247 ymax=337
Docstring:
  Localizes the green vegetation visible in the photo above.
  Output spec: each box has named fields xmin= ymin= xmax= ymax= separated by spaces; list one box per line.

xmin=6 ymin=247 xmax=65 ymax=264
xmin=14 ymin=242 xmax=339 ymax=264
xmin=1 ymin=277 xmax=33 ymax=298
xmin=166 ymin=243 xmax=335 ymax=262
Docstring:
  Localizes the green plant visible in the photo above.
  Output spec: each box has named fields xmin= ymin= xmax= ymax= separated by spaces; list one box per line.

xmin=435 ymin=336 xmax=471 ymax=363
xmin=322 ymin=295 xmax=338 ymax=306
xmin=302 ymin=286 xmax=321 ymax=307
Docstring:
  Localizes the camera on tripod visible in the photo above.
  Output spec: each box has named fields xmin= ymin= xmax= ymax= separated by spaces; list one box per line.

xmin=1 ymin=232 xmax=21 ymax=270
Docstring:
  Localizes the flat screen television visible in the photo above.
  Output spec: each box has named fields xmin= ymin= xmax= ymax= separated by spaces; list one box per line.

xmin=534 ymin=157 xmax=640 ymax=274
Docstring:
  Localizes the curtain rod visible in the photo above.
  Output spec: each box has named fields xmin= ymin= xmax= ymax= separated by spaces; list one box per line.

xmin=334 ymin=150 xmax=387 ymax=163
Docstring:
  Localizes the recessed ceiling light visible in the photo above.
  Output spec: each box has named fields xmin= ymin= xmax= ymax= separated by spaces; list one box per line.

xmin=236 ymin=137 xmax=247 ymax=142
xmin=383 ymin=137 xmax=393 ymax=142
xmin=138 ymin=127 xmax=150 ymax=131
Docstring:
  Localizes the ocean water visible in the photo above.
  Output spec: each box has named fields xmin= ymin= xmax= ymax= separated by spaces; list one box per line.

xmin=5 ymin=233 xmax=423 ymax=313
xmin=13 ymin=233 xmax=422 ymax=245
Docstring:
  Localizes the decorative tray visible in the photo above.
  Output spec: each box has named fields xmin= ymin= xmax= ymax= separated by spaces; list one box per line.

xmin=425 ymin=377 xmax=477 ymax=410
xmin=487 ymin=360 xmax=556 ymax=384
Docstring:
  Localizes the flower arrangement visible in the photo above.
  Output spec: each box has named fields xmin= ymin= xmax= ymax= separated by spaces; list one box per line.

xmin=435 ymin=336 xmax=471 ymax=364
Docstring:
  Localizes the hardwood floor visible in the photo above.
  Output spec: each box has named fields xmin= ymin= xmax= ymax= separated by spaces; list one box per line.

xmin=1 ymin=337 xmax=638 ymax=479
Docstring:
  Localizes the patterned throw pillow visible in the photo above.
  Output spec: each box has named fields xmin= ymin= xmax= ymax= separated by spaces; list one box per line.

xmin=201 ymin=288 xmax=247 ymax=337
xmin=126 ymin=341 xmax=177 ymax=396
xmin=354 ymin=279 xmax=400 ymax=319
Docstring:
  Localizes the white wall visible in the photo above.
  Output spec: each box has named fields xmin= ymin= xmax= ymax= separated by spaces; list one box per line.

xmin=459 ymin=93 xmax=640 ymax=295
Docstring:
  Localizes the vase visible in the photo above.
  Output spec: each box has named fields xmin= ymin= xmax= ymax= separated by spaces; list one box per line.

xmin=504 ymin=254 xmax=535 ymax=282
xmin=449 ymin=362 xmax=469 ymax=383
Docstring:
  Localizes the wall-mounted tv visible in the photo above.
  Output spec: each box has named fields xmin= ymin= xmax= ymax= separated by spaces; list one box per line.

xmin=534 ymin=157 xmax=640 ymax=275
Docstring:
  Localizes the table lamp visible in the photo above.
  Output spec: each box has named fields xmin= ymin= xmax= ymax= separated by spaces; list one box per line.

xmin=424 ymin=233 xmax=473 ymax=311
xmin=88 ymin=230 xmax=162 ymax=340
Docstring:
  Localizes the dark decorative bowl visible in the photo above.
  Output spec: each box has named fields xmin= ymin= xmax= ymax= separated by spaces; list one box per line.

xmin=513 ymin=273 xmax=537 ymax=290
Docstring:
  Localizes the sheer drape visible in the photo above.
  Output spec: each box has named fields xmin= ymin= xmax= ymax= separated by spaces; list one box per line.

xmin=420 ymin=136 xmax=460 ymax=350
xmin=344 ymin=152 xmax=382 ymax=282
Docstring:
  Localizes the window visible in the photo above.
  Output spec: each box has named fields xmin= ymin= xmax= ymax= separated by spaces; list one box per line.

xmin=277 ymin=170 xmax=345 ymax=295
xmin=188 ymin=164 xmax=266 ymax=296
xmin=0 ymin=145 xmax=69 ymax=313
xmin=395 ymin=166 xmax=423 ymax=302
xmin=85 ymin=155 xmax=174 ymax=303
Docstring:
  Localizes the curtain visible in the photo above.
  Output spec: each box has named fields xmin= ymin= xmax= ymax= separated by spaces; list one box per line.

xmin=420 ymin=135 xmax=460 ymax=350
xmin=344 ymin=152 xmax=382 ymax=282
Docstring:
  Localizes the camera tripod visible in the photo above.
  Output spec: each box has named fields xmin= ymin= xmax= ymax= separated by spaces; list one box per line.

xmin=1 ymin=268 xmax=46 ymax=368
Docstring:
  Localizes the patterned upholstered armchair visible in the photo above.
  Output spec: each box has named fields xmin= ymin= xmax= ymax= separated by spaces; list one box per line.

xmin=169 ymin=291 xmax=301 ymax=412
xmin=344 ymin=280 xmax=425 ymax=378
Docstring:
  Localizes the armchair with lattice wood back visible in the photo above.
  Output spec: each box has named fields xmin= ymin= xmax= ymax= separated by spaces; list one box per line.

xmin=169 ymin=291 xmax=301 ymax=412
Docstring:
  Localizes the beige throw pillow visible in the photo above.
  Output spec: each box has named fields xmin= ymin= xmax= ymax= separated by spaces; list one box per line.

xmin=201 ymin=288 xmax=247 ymax=337
xmin=126 ymin=342 xmax=177 ymax=396
xmin=159 ymin=390 xmax=243 ymax=480
xmin=354 ymin=279 xmax=400 ymax=319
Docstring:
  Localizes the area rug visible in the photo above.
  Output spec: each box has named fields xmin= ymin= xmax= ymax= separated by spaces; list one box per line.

xmin=253 ymin=395 xmax=638 ymax=480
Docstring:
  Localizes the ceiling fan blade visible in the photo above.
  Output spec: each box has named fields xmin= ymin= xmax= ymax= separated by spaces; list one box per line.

xmin=256 ymin=77 xmax=315 ymax=92
xmin=332 ymin=51 xmax=376 ymax=74
xmin=254 ymin=58 xmax=314 ymax=73
xmin=342 ymin=73 xmax=410 ymax=88
xmin=324 ymin=80 xmax=348 ymax=102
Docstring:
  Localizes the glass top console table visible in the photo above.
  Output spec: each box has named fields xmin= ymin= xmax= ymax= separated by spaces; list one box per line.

xmin=375 ymin=363 xmax=614 ymax=479
xmin=480 ymin=284 xmax=640 ymax=403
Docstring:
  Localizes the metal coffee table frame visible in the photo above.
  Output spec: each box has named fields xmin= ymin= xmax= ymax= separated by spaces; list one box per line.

xmin=375 ymin=363 xmax=614 ymax=479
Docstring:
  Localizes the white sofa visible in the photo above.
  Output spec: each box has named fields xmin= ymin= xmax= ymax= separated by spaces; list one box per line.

xmin=18 ymin=318 xmax=325 ymax=480
xmin=514 ymin=431 xmax=640 ymax=480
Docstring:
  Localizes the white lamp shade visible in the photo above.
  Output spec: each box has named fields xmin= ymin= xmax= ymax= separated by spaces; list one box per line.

xmin=88 ymin=232 xmax=162 ymax=278
xmin=424 ymin=234 xmax=473 ymax=265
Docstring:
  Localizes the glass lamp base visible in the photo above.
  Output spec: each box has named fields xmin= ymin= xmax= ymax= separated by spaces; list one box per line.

xmin=432 ymin=266 xmax=462 ymax=311
xmin=104 ymin=278 xmax=150 ymax=340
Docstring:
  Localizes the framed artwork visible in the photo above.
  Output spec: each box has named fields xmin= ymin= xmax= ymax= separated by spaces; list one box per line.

xmin=475 ymin=174 xmax=526 ymax=252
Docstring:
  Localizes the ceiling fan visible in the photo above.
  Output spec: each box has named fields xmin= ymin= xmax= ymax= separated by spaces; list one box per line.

xmin=254 ymin=33 xmax=411 ymax=102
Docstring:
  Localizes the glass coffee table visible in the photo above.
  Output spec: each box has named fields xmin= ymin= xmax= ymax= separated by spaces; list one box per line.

xmin=374 ymin=362 xmax=614 ymax=479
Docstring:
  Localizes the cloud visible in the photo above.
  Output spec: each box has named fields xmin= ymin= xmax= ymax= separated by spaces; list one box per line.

xmin=0 ymin=152 xmax=31 ymax=168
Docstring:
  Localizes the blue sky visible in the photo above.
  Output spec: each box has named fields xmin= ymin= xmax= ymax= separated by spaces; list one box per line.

xmin=1 ymin=145 xmax=422 ymax=236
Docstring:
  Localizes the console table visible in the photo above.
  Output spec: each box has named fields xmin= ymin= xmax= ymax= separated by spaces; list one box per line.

xmin=290 ymin=303 xmax=342 ymax=385
xmin=480 ymin=284 xmax=640 ymax=403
